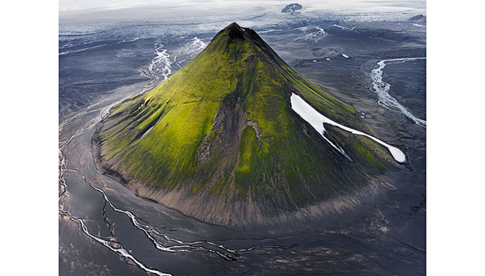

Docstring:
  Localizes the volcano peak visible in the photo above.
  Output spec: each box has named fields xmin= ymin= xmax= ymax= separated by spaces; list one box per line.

xmin=94 ymin=23 xmax=397 ymax=227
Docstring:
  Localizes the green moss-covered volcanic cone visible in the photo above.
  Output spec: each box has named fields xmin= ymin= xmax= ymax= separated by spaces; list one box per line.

xmin=94 ymin=23 xmax=396 ymax=227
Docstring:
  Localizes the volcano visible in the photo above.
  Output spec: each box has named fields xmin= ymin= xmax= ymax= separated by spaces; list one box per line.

xmin=93 ymin=23 xmax=401 ymax=227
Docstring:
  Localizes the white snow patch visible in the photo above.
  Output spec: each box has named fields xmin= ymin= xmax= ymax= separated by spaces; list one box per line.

xmin=295 ymin=26 xmax=328 ymax=43
xmin=290 ymin=93 xmax=406 ymax=163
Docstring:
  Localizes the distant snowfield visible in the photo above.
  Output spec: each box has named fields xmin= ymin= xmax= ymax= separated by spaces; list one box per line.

xmin=60 ymin=0 xmax=425 ymax=16
xmin=60 ymin=0 xmax=425 ymax=36
xmin=290 ymin=93 xmax=406 ymax=163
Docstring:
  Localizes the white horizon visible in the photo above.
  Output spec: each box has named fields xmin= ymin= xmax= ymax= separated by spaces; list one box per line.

xmin=59 ymin=0 xmax=426 ymax=14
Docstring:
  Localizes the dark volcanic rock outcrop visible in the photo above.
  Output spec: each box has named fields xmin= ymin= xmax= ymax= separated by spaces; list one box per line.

xmin=409 ymin=14 xmax=426 ymax=24
xmin=282 ymin=3 xmax=302 ymax=15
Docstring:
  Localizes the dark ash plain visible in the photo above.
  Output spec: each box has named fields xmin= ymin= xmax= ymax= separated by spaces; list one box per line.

xmin=59 ymin=16 xmax=426 ymax=276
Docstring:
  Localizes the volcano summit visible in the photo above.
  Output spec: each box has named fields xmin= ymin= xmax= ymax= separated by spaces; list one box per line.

xmin=94 ymin=23 xmax=402 ymax=227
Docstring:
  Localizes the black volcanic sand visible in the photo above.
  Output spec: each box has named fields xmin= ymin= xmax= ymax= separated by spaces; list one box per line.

xmin=59 ymin=39 xmax=152 ymax=119
xmin=380 ymin=59 xmax=426 ymax=120
xmin=59 ymin=21 xmax=426 ymax=275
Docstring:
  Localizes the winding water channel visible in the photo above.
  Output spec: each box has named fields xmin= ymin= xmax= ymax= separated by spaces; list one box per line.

xmin=369 ymin=57 xmax=427 ymax=127
xmin=58 ymin=97 xmax=269 ymax=274
xmin=58 ymin=38 xmax=425 ymax=275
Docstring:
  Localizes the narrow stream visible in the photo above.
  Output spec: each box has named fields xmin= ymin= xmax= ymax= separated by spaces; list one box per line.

xmin=59 ymin=72 xmax=409 ymax=275
xmin=59 ymin=106 xmax=174 ymax=275
xmin=369 ymin=57 xmax=426 ymax=127
xmin=58 ymin=24 xmax=426 ymax=275
xmin=58 ymin=38 xmax=251 ymax=274
xmin=58 ymin=92 xmax=278 ymax=275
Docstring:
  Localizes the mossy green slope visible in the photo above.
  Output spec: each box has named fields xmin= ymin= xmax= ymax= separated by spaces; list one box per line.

xmin=95 ymin=23 xmax=394 ymax=226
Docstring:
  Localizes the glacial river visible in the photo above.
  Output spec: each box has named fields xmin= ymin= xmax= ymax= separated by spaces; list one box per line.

xmin=58 ymin=84 xmax=423 ymax=275
xmin=58 ymin=27 xmax=425 ymax=275
xmin=369 ymin=57 xmax=427 ymax=127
